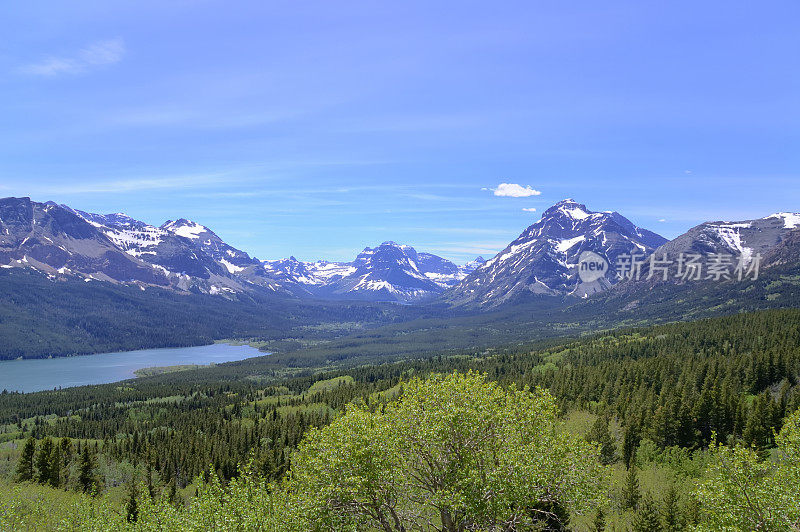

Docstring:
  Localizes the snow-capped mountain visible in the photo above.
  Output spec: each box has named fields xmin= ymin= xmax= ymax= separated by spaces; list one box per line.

xmin=0 ymin=198 xmax=167 ymax=285
xmin=161 ymin=218 xmax=259 ymax=273
xmin=261 ymin=242 xmax=483 ymax=302
xmin=0 ymin=198 xmax=295 ymax=295
xmin=69 ymin=209 xmax=249 ymax=293
xmin=0 ymin=197 xmax=480 ymax=301
xmin=462 ymin=256 xmax=487 ymax=275
xmin=4 ymin=195 xmax=797 ymax=308
xmin=321 ymin=242 xmax=442 ymax=302
xmin=444 ymin=199 xmax=668 ymax=307
xmin=621 ymin=211 xmax=800 ymax=286
xmin=650 ymin=213 xmax=800 ymax=262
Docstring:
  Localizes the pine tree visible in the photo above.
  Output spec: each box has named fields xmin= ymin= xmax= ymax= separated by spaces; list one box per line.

xmin=59 ymin=437 xmax=74 ymax=487
xmin=662 ymin=483 xmax=682 ymax=531
xmin=622 ymin=423 xmax=640 ymax=469
xmin=49 ymin=443 xmax=62 ymax=488
xmin=632 ymin=493 xmax=663 ymax=532
xmin=529 ymin=499 xmax=570 ymax=530
xmin=167 ymin=479 xmax=182 ymax=508
xmin=78 ymin=445 xmax=98 ymax=494
xmin=15 ymin=437 xmax=36 ymax=482
xmin=35 ymin=437 xmax=55 ymax=485
xmin=125 ymin=478 xmax=139 ymax=523
xmin=588 ymin=416 xmax=616 ymax=465
xmin=593 ymin=508 xmax=606 ymax=532
xmin=621 ymin=466 xmax=641 ymax=510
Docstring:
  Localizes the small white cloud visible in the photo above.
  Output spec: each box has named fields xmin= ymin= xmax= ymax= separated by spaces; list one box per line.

xmin=522 ymin=207 xmax=537 ymax=212
xmin=658 ymin=218 xmax=667 ymax=222
xmin=22 ymin=38 xmax=125 ymax=77
xmin=489 ymin=183 xmax=542 ymax=197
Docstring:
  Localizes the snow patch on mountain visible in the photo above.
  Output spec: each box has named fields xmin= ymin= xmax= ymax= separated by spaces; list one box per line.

xmin=767 ymin=212 xmax=800 ymax=229
xmin=220 ymin=259 xmax=244 ymax=273
xmin=162 ymin=219 xmax=208 ymax=240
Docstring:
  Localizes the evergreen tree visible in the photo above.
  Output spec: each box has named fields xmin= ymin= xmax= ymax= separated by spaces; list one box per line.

xmin=125 ymin=478 xmax=139 ymax=523
xmin=49 ymin=443 xmax=62 ymax=488
xmin=621 ymin=466 xmax=641 ymax=510
xmin=632 ymin=493 xmax=663 ymax=532
xmin=15 ymin=437 xmax=36 ymax=482
xmin=35 ymin=437 xmax=55 ymax=486
xmin=588 ymin=416 xmax=616 ymax=465
xmin=593 ymin=508 xmax=606 ymax=532
xmin=622 ymin=424 xmax=640 ymax=469
xmin=59 ymin=437 xmax=74 ymax=487
xmin=78 ymin=445 xmax=98 ymax=494
xmin=662 ymin=483 xmax=682 ymax=531
xmin=529 ymin=499 xmax=570 ymax=530
xmin=167 ymin=480 xmax=182 ymax=508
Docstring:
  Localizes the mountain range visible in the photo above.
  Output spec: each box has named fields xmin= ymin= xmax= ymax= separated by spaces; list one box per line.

xmin=0 ymin=197 xmax=484 ymax=303
xmin=1 ymin=196 xmax=798 ymax=307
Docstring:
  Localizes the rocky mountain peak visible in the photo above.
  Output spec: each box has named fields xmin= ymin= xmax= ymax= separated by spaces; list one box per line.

xmin=445 ymin=199 xmax=667 ymax=307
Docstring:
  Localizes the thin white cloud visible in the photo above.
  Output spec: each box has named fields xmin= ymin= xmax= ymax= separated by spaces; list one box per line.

xmin=488 ymin=183 xmax=542 ymax=197
xmin=22 ymin=38 xmax=125 ymax=77
xmin=26 ymin=172 xmax=233 ymax=195
xmin=522 ymin=207 xmax=537 ymax=212
xmin=658 ymin=218 xmax=667 ymax=222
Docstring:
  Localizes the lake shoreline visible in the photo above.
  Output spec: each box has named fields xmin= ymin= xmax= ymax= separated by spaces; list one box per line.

xmin=0 ymin=344 xmax=267 ymax=394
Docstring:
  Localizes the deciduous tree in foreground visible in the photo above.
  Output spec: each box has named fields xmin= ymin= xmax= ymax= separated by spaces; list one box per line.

xmin=289 ymin=371 xmax=609 ymax=531
xmin=694 ymin=407 xmax=800 ymax=530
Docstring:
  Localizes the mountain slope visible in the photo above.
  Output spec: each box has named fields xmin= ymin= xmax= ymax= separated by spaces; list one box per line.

xmin=648 ymin=212 xmax=800 ymax=263
xmin=0 ymin=197 xmax=168 ymax=285
xmin=610 ymin=211 xmax=800 ymax=298
xmin=69 ymin=209 xmax=250 ymax=293
xmin=444 ymin=199 xmax=667 ymax=307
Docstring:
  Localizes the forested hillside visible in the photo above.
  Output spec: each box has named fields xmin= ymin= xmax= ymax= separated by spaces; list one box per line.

xmin=1 ymin=309 xmax=799 ymax=529
xmin=3 ymin=230 xmax=800 ymax=364
xmin=0 ymin=269 xmax=422 ymax=359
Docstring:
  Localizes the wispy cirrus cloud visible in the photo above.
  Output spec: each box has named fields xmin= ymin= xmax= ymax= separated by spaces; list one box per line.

xmin=24 ymin=172 xmax=235 ymax=195
xmin=484 ymin=183 xmax=542 ymax=197
xmin=522 ymin=207 xmax=537 ymax=212
xmin=22 ymin=38 xmax=125 ymax=77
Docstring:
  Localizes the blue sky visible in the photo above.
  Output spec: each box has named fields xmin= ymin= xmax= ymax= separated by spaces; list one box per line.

xmin=1 ymin=1 xmax=798 ymax=263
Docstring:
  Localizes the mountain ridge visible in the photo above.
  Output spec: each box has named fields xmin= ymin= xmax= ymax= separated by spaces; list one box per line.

xmin=2 ymin=196 xmax=797 ymax=308
xmin=0 ymin=197 xmax=483 ymax=303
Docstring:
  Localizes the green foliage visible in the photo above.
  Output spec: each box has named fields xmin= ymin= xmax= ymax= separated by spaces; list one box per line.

xmin=0 ymin=478 xmax=118 ymax=531
xmin=34 ymin=437 xmax=56 ymax=487
xmin=661 ymin=483 xmax=682 ymax=531
xmin=593 ymin=507 xmax=606 ymax=532
xmin=15 ymin=437 xmax=35 ymax=482
xmin=694 ymin=407 xmax=800 ymax=530
xmin=3 ymin=309 xmax=800 ymax=528
xmin=125 ymin=477 xmax=139 ymax=523
xmin=78 ymin=445 xmax=99 ymax=494
xmin=290 ymin=372 xmax=609 ymax=531
xmin=588 ymin=416 xmax=617 ymax=465
xmin=632 ymin=493 xmax=663 ymax=532
xmin=621 ymin=466 xmax=641 ymax=511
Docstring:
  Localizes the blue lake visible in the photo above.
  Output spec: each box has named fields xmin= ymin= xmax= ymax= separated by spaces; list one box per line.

xmin=0 ymin=343 xmax=265 ymax=393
